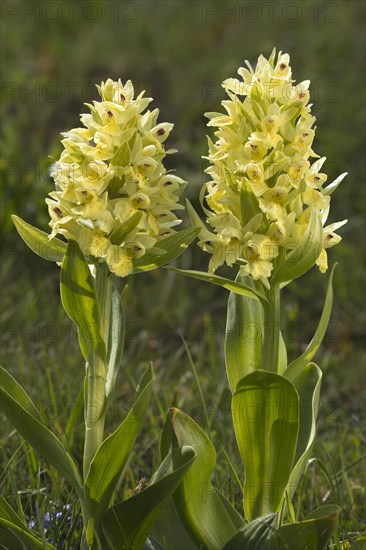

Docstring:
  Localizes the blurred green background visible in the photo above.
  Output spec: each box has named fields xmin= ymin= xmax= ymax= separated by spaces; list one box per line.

xmin=1 ymin=0 xmax=365 ymax=543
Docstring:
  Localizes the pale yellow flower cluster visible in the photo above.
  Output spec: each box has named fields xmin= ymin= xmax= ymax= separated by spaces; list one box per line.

xmin=47 ymin=79 xmax=185 ymax=276
xmin=199 ymin=50 xmax=347 ymax=287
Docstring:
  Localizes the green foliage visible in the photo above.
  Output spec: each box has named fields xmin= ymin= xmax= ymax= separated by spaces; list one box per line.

xmin=148 ymin=501 xmax=198 ymax=550
xmin=222 ymin=513 xmax=277 ymax=550
xmin=133 ymin=228 xmax=200 ymax=273
xmin=0 ymin=233 xmax=200 ymax=548
xmin=102 ymin=446 xmax=196 ymax=550
xmin=286 ymin=264 xmax=336 ymax=377
xmin=109 ymin=212 xmax=143 ymax=246
xmin=232 ymin=371 xmax=299 ymax=521
xmin=12 ymin=215 xmax=67 ymax=263
xmin=168 ymin=267 xmax=266 ymax=301
xmin=222 ymin=505 xmax=340 ymax=550
xmin=273 ymin=505 xmax=341 ymax=550
xmin=161 ymin=408 xmax=244 ymax=549
xmin=0 ymin=497 xmax=56 ymax=550
xmin=225 ymin=273 xmax=263 ymax=392
xmin=272 ymin=209 xmax=323 ymax=285
xmin=1 ymin=255 xmax=364 ymax=547
xmin=0 ymin=367 xmax=83 ymax=498
xmin=84 ymin=366 xmax=153 ymax=523
xmin=60 ymin=240 xmax=106 ymax=367
xmin=285 ymin=363 xmax=322 ymax=501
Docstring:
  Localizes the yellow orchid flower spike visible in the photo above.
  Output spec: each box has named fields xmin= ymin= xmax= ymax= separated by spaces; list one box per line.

xmin=196 ymin=49 xmax=347 ymax=288
xmin=47 ymin=78 xmax=186 ymax=277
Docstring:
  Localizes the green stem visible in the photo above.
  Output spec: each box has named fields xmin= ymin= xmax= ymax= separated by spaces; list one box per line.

xmin=83 ymin=263 xmax=112 ymax=479
xmin=83 ymin=374 xmax=106 ymax=478
xmin=261 ymin=282 xmax=280 ymax=372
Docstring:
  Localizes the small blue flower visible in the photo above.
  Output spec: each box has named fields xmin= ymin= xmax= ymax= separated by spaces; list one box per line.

xmin=43 ymin=511 xmax=51 ymax=528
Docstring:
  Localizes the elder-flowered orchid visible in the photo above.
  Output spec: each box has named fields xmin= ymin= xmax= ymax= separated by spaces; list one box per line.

xmin=46 ymin=78 xmax=186 ymax=277
xmin=9 ymin=78 xmax=199 ymax=550
xmin=194 ymin=49 xmax=347 ymax=288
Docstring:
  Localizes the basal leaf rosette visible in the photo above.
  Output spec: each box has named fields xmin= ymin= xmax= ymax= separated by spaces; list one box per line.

xmin=46 ymin=78 xmax=186 ymax=277
xmin=196 ymin=50 xmax=347 ymax=288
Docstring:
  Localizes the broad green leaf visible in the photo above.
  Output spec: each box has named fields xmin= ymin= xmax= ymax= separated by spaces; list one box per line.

xmin=105 ymin=285 xmax=125 ymax=411
xmin=0 ymin=498 xmax=57 ymax=550
xmin=225 ymin=273 xmax=264 ymax=393
xmin=0 ymin=365 xmax=39 ymax=419
xmin=0 ymin=498 xmax=26 ymax=527
xmin=0 ymin=520 xmax=55 ymax=550
xmin=223 ymin=513 xmax=278 ymax=550
xmin=12 ymin=215 xmax=67 ymax=262
xmin=214 ymin=488 xmax=246 ymax=532
xmin=60 ymin=240 xmax=106 ymax=367
xmin=102 ymin=446 xmax=196 ymax=550
xmin=285 ymin=363 xmax=322 ymax=500
xmin=167 ymin=268 xmax=267 ymax=302
xmin=133 ymin=227 xmax=200 ymax=272
xmin=149 ymin=498 xmax=199 ymax=550
xmin=273 ymin=505 xmax=340 ymax=550
xmin=85 ymin=366 xmax=153 ymax=522
xmin=161 ymin=408 xmax=244 ymax=549
xmin=232 ymin=371 xmax=299 ymax=521
xmin=0 ymin=367 xmax=83 ymax=499
xmin=271 ymin=209 xmax=323 ymax=284
xmin=109 ymin=211 xmax=142 ymax=245
xmin=285 ymin=264 xmax=336 ymax=379
xmin=152 ymin=412 xmax=199 ymax=549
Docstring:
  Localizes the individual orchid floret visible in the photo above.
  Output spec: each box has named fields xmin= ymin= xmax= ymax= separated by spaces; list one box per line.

xmin=195 ymin=49 xmax=347 ymax=288
xmin=46 ymin=78 xmax=186 ymax=277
